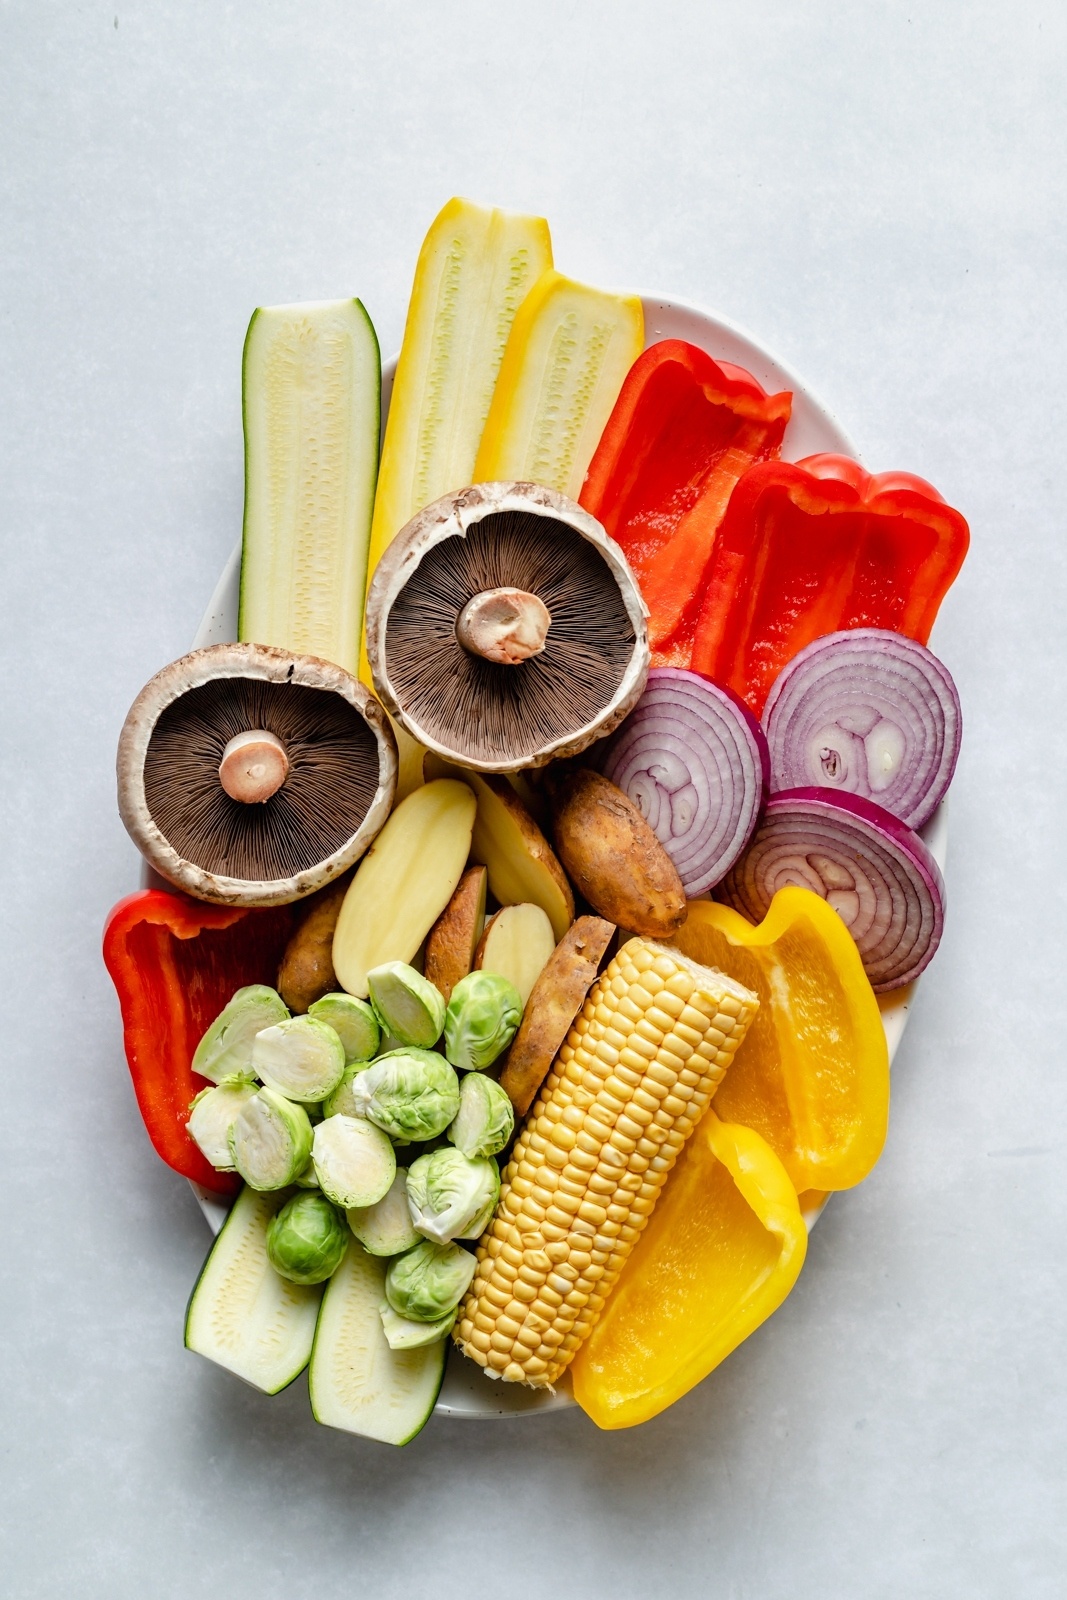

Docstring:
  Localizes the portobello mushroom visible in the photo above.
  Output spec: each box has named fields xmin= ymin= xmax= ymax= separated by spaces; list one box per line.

xmin=364 ymin=480 xmax=649 ymax=771
xmin=117 ymin=642 xmax=397 ymax=906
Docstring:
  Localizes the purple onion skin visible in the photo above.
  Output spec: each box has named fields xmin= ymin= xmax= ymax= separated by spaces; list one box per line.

xmin=716 ymin=787 xmax=945 ymax=991
xmin=762 ymin=629 xmax=962 ymax=830
xmin=594 ymin=667 xmax=769 ymax=896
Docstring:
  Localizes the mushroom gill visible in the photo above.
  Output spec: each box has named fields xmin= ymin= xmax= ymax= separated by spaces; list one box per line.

xmin=375 ymin=490 xmax=648 ymax=769
xmin=142 ymin=675 xmax=381 ymax=882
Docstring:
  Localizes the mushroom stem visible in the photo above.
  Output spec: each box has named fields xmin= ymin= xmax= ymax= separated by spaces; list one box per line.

xmin=455 ymin=587 xmax=551 ymax=665
xmin=219 ymin=730 xmax=290 ymax=804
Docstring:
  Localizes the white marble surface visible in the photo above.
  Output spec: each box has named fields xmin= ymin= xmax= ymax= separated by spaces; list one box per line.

xmin=2 ymin=2 xmax=1064 ymax=1594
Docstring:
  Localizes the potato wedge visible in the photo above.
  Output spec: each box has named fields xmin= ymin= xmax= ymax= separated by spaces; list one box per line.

xmin=549 ymin=768 xmax=686 ymax=937
xmin=277 ymin=874 xmax=351 ymax=1013
xmin=424 ymin=754 xmax=574 ymax=940
xmin=498 ymin=916 xmax=615 ymax=1116
xmin=332 ymin=779 xmax=477 ymax=998
xmin=474 ymin=902 xmax=556 ymax=1007
xmin=423 ymin=865 xmax=488 ymax=1003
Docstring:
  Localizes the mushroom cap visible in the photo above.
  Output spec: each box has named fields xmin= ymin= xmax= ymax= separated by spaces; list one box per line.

xmin=365 ymin=481 xmax=650 ymax=772
xmin=117 ymin=643 xmax=398 ymax=906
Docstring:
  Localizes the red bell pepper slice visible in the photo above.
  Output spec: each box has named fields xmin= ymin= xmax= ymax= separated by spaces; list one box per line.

xmin=580 ymin=340 xmax=791 ymax=661
xmin=102 ymin=889 xmax=297 ymax=1194
xmin=690 ymin=453 xmax=970 ymax=714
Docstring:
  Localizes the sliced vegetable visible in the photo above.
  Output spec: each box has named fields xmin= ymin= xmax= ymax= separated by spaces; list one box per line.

xmin=455 ymin=938 xmax=760 ymax=1385
xmin=321 ymin=1064 xmax=362 ymax=1119
xmin=266 ymin=1192 xmax=349 ymax=1284
xmin=364 ymin=199 xmax=553 ymax=648
xmin=547 ymin=767 xmax=687 ymax=937
xmin=332 ymin=779 xmax=477 ymax=998
xmin=580 ymin=340 xmax=791 ymax=660
xmin=473 ymin=270 xmax=644 ymax=499
xmin=103 ymin=891 xmax=299 ymax=1193
xmin=595 ymin=667 xmax=769 ymax=895
xmin=366 ymin=961 xmax=446 ymax=1050
xmin=228 ymin=1089 xmax=314 ymax=1191
xmin=347 ymin=1170 xmax=421 ymax=1257
xmin=251 ymin=1015 xmax=346 ymax=1104
xmin=309 ymin=1242 xmax=445 ymax=1444
xmin=717 ymin=788 xmax=945 ymax=991
xmin=690 ymin=454 xmax=971 ymax=715
xmin=670 ymin=890 xmax=889 ymax=1191
xmin=277 ymin=878 xmax=351 ymax=1013
xmin=571 ymin=1114 xmax=807 ymax=1429
xmin=447 ymin=1072 xmax=515 ymax=1160
xmin=406 ymin=1147 xmax=500 ymax=1244
xmin=186 ymin=1076 xmax=259 ymax=1171
xmin=474 ymin=903 xmax=556 ymax=1006
xmin=424 ymin=756 xmax=574 ymax=941
xmin=239 ymin=299 xmax=380 ymax=678
xmin=423 ymin=865 xmax=487 ymax=1004
xmin=443 ymin=971 xmax=523 ymax=1073
xmin=762 ymin=628 xmax=961 ymax=829
xmin=498 ymin=916 xmax=615 ymax=1117
xmin=307 ymin=992 xmax=380 ymax=1063
xmin=192 ymin=985 xmax=291 ymax=1084
xmin=185 ymin=1186 xmax=323 ymax=1393
xmin=379 ymin=1302 xmax=457 ymax=1351
xmin=312 ymin=1114 xmax=396 ymax=1208
xmin=385 ymin=1239 xmax=477 ymax=1323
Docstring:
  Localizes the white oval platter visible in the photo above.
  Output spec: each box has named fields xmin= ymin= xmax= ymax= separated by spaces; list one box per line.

xmin=179 ymin=294 xmax=948 ymax=1419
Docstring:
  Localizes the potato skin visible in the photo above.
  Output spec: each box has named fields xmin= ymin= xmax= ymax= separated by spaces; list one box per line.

xmin=499 ymin=916 xmax=615 ymax=1116
xmin=549 ymin=768 xmax=687 ymax=938
xmin=423 ymin=865 xmax=488 ymax=1003
xmin=277 ymin=875 xmax=351 ymax=1012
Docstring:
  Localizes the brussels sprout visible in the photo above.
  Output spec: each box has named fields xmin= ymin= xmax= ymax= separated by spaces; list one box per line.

xmin=308 ymin=993 xmax=380 ymax=1063
xmin=378 ymin=1300 xmax=457 ymax=1350
xmin=252 ymin=1016 xmax=346 ymax=1104
xmin=350 ymin=1050 xmax=460 ymax=1143
xmin=186 ymin=1075 xmax=259 ymax=1170
xmin=366 ymin=962 xmax=446 ymax=1050
xmin=192 ymin=985 xmax=289 ymax=1083
xmin=321 ymin=1065 xmax=362 ymax=1119
xmin=347 ymin=1170 xmax=420 ymax=1257
xmin=443 ymin=971 xmax=522 ymax=1072
xmin=266 ymin=1192 xmax=348 ymax=1284
xmin=406 ymin=1147 xmax=499 ymax=1244
xmin=228 ymin=1088 xmax=313 ymax=1191
xmin=384 ymin=1239 xmax=477 ymax=1323
xmin=312 ymin=1114 xmax=396 ymax=1208
xmin=447 ymin=1072 xmax=515 ymax=1160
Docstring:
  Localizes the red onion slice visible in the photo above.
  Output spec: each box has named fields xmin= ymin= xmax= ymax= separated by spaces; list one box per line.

xmin=762 ymin=629 xmax=961 ymax=829
xmin=595 ymin=667 xmax=769 ymax=895
xmin=716 ymin=788 xmax=945 ymax=991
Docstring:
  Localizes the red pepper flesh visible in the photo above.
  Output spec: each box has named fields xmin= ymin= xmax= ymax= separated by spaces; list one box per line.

xmin=102 ymin=890 xmax=297 ymax=1194
xmin=690 ymin=453 xmax=970 ymax=714
xmin=580 ymin=340 xmax=791 ymax=663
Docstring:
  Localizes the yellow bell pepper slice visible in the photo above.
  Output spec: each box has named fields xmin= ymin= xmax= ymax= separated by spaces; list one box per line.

xmin=473 ymin=269 xmax=644 ymax=500
xmin=572 ymin=1112 xmax=806 ymax=1430
xmin=670 ymin=887 xmax=889 ymax=1192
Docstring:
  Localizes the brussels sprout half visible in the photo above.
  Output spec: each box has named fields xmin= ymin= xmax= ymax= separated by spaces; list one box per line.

xmin=228 ymin=1089 xmax=313 ymax=1191
xmin=350 ymin=1050 xmax=460 ymax=1143
xmin=443 ymin=971 xmax=522 ymax=1072
xmin=447 ymin=1072 xmax=515 ymax=1160
xmin=312 ymin=1114 xmax=396 ymax=1209
xmin=251 ymin=1015 xmax=346 ymax=1104
xmin=406 ymin=1147 xmax=500 ymax=1244
xmin=192 ymin=985 xmax=289 ymax=1084
xmin=367 ymin=961 xmax=446 ymax=1050
xmin=186 ymin=1075 xmax=259 ymax=1170
xmin=384 ymin=1239 xmax=477 ymax=1323
xmin=308 ymin=992 xmax=380 ymax=1064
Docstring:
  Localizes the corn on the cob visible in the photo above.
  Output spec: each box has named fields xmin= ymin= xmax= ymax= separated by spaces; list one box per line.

xmin=454 ymin=937 xmax=759 ymax=1386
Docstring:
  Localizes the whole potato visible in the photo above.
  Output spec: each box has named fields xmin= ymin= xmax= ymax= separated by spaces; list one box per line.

xmin=549 ymin=768 xmax=686 ymax=938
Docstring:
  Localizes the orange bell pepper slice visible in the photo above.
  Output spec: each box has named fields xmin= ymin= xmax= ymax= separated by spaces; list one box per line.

xmin=670 ymin=888 xmax=888 ymax=1193
xmin=572 ymin=1112 xmax=806 ymax=1429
